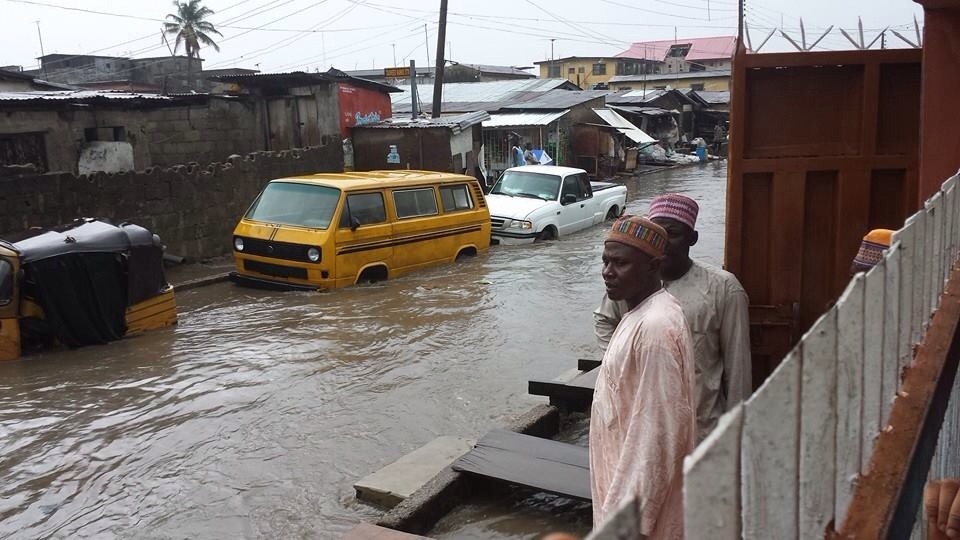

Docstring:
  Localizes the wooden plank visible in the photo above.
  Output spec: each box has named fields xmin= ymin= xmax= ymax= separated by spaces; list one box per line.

xmin=881 ymin=245 xmax=901 ymax=426
xmin=912 ymin=211 xmax=926 ymax=351
xmin=862 ymin=260 xmax=886 ymax=462
xmin=451 ymin=429 xmax=590 ymax=500
xmin=684 ymin=404 xmax=744 ymax=537
xmin=742 ymin=347 xmax=801 ymax=540
xmin=578 ymin=358 xmax=602 ymax=371
xmin=836 ymin=276 xmax=864 ymax=520
xmin=929 ymin=193 xmax=944 ymax=310
xmin=799 ymin=309 xmax=839 ymax=538
xmin=528 ymin=367 xmax=599 ymax=405
xmin=343 ymin=523 xmax=430 ymax=540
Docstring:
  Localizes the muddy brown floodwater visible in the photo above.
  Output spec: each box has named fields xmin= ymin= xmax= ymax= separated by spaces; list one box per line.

xmin=0 ymin=162 xmax=727 ymax=540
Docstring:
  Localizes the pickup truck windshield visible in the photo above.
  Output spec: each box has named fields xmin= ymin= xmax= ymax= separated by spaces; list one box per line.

xmin=490 ymin=171 xmax=560 ymax=201
xmin=245 ymin=182 xmax=341 ymax=229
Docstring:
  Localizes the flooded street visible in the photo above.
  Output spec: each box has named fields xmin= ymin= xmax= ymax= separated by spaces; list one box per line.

xmin=0 ymin=162 xmax=727 ymax=540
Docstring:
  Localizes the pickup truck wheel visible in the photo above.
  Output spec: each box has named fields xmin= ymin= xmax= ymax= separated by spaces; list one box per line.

xmin=535 ymin=226 xmax=557 ymax=242
xmin=606 ymin=206 xmax=620 ymax=220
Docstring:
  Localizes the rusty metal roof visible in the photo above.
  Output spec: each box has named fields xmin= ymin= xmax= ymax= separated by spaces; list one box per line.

xmin=608 ymin=70 xmax=731 ymax=84
xmin=689 ymin=90 xmax=730 ymax=105
xmin=209 ymin=69 xmax=400 ymax=93
xmin=501 ymin=90 xmax=610 ymax=110
xmin=356 ymin=111 xmax=490 ymax=133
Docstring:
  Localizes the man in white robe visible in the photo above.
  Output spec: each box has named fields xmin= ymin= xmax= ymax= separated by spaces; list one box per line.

xmin=591 ymin=216 xmax=696 ymax=539
xmin=594 ymin=194 xmax=751 ymax=442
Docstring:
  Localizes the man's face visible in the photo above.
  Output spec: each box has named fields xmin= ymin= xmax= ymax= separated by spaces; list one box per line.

xmin=601 ymin=242 xmax=657 ymax=301
xmin=651 ymin=217 xmax=696 ymax=275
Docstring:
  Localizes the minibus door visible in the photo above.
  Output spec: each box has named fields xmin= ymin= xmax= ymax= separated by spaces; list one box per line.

xmin=0 ymin=249 xmax=21 ymax=361
xmin=334 ymin=192 xmax=394 ymax=284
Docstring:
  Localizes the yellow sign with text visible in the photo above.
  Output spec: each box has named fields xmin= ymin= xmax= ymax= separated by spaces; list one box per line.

xmin=384 ymin=66 xmax=411 ymax=78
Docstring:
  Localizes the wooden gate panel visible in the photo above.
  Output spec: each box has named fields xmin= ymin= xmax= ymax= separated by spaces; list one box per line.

xmin=726 ymin=48 xmax=922 ymax=384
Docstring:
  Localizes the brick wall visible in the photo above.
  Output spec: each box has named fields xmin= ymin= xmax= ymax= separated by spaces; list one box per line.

xmin=0 ymin=144 xmax=342 ymax=260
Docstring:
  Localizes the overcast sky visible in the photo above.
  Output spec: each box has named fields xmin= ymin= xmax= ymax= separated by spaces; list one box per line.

xmin=1 ymin=0 xmax=925 ymax=74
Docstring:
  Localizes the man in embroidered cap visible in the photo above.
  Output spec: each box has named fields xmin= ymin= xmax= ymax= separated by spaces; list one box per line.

xmin=851 ymin=229 xmax=893 ymax=274
xmin=590 ymin=215 xmax=696 ymax=539
xmin=594 ymin=193 xmax=752 ymax=443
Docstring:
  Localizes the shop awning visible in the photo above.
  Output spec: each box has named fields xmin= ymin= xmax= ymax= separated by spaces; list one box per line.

xmin=591 ymin=108 xmax=656 ymax=144
xmin=482 ymin=109 xmax=570 ymax=128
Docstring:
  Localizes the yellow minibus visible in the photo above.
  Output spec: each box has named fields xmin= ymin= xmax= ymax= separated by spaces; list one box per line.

xmin=230 ymin=170 xmax=491 ymax=290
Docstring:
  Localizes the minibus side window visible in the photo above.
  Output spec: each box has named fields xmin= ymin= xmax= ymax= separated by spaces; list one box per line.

xmin=439 ymin=184 xmax=472 ymax=212
xmin=394 ymin=188 xmax=439 ymax=219
xmin=0 ymin=259 xmax=12 ymax=306
xmin=339 ymin=192 xmax=387 ymax=228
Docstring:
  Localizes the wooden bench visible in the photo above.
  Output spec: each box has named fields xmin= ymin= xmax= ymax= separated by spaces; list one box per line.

xmin=452 ymin=429 xmax=591 ymax=501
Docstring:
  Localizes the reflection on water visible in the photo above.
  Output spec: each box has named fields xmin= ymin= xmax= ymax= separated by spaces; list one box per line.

xmin=0 ymin=162 xmax=727 ymax=539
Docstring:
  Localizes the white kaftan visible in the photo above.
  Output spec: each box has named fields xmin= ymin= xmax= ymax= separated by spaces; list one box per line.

xmin=590 ymin=289 xmax=696 ymax=539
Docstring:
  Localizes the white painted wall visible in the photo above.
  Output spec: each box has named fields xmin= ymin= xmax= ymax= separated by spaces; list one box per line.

xmin=78 ymin=141 xmax=135 ymax=175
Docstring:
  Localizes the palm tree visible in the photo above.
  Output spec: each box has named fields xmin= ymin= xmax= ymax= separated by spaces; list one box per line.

xmin=164 ymin=0 xmax=222 ymax=90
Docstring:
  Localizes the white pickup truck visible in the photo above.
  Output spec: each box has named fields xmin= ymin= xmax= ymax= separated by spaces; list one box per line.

xmin=486 ymin=165 xmax=628 ymax=244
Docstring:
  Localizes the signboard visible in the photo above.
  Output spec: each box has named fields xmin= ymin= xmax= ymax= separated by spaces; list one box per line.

xmin=384 ymin=66 xmax=411 ymax=78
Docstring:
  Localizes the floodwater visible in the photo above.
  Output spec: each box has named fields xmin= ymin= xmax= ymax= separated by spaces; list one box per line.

xmin=0 ymin=162 xmax=728 ymax=540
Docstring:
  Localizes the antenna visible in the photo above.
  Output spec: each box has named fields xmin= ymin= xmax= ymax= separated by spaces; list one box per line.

xmin=36 ymin=20 xmax=47 ymax=78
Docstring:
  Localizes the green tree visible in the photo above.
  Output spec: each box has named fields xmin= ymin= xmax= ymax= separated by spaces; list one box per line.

xmin=164 ymin=0 xmax=222 ymax=90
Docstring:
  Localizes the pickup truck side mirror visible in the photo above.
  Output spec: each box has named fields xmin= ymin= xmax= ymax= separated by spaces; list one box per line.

xmin=350 ymin=216 xmax=361 ymax=231
xmin=561 ymin=194 xmax=577 ymax=205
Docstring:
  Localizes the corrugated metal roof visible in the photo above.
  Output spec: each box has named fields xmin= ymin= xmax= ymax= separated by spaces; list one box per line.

xmin=482 ymin=110 xmax=570 ymax=128
xmin=358 ymin=110 xmax=490 ymax=133
xmin=616 ymin=36 xmax=737 ymax=61
xmin=592 ymin=108 xmax=656 ymax=144
xmin=608 ymin=70 xmax=730 ymax=84
xmin=502 ymin=90 xmax=610 ymax=110
xmin=689 ymin=90 xmax=730 ymax=104
xmin=0 ymin=90 xmax=174 ymax=102
xmin=609 ymin=105 xmax=676 ymax=116
xmin=390 ymin=78 xmax=577 ymax=112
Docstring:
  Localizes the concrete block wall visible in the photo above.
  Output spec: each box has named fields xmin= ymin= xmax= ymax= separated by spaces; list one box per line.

xmin=0 ymin=144 xmax=343 ymax=260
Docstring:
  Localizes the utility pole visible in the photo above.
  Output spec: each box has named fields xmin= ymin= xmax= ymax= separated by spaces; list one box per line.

xmin=392 ymin=44 xmax=397 ymax=67
xmin=550 ymin=38 xmax=555 ymax=62
xmin=423 ymin=24 xmax=431 ymax=71
xmin=431 ymin=0 xmax=448 ymax=118
xmin=35 ymin=21 xmax=47 ymax=79
xmin=410 ymin=59 xmax=419 ymax=120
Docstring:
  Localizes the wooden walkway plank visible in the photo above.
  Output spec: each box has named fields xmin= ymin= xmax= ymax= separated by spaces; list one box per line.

xmin=683 ymin=404 xmax=744 ymax=537
xmin=528 ymin=367 xmax=599 ymax=409
xmin=451 ymin=429 xmax=591 ymax=500
xmin=881 ymin=245 xmax=901 ymax=427
xmin=578 ymin=358 xmax=602 ymax=371
xmin=799 ymin=309 xmax=839 ymax=538
xmin=862 ymin=261 xmax=886 ymax=459
xmin=741 ymin=347 xmax=801 ymax=540
xmin=836 ymin=277 xmax=864 ymax=521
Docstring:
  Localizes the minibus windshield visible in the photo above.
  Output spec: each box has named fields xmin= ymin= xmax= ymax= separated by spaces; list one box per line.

xmin=245 ymin=182 xmax=341 ymax=229
xmin=490 ymin=171 xmax=560 ymax=201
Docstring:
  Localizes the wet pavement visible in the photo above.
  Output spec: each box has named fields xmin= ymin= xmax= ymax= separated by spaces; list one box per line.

xmin=0 ymin=161 xmax=728 ymax=540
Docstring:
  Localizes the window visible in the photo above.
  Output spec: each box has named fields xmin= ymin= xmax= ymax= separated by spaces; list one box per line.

xmin=575 ymin=174 xmax=592 ymax=199
xmin=690 ymin=83 xmax=705 ymax=91
xmin=591 ymin=63 xmax=607 ymax=75
xmin=568 ymin=67 xmax=575 ymax=74
xmin=439 ymin=184 xmax=472 ymax=212
xmin=0 ymin=259 xmax=11 ymax=306
xmin=547 ymin=65 xmax=561 ymax=78
xmin=246 ymin=182 xmax=342 ymax=229
xmin=0 ymin=132 xmax=48 ymax=173
xmin=339 ymin=192 xmax=387 ymax=227
xmin=561 ymin=175 xmax=584 ymax=202
xmin=393 ymin=188 xmax=438 ymax=218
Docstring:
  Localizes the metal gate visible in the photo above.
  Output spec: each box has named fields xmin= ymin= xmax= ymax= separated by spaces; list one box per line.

xmin=724 ymin=48 xmax=922 ymax=384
